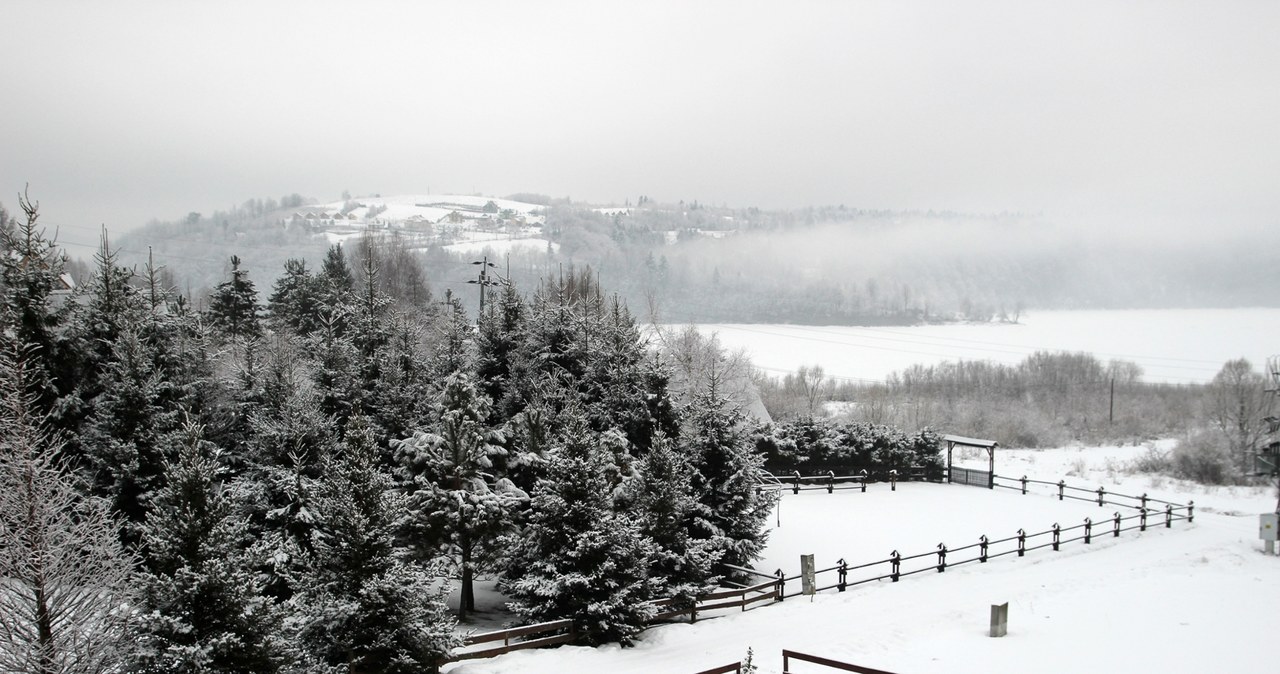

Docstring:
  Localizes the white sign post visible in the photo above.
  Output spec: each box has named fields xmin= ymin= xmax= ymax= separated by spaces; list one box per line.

xmin=990 ymin=603 xmax=1009 ymax=637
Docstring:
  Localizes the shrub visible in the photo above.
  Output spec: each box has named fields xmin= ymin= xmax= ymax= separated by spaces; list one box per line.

xmin=1170 ymin=432 xmax=1238 ymax=485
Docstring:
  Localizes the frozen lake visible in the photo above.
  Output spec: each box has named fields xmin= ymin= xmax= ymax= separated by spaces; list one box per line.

xmin=687 ymin=308 xmax=1280 ymax=385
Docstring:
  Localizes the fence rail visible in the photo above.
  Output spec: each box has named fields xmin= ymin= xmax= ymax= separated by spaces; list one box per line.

xmin=783 ymin=649 xmax=899 ymax=674
xmin=446 ymin=618 xmax=575 ymax=663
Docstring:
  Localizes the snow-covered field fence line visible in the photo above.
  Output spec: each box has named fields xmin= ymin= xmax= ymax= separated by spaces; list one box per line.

xmin=764 ymin=466 xmax=939 ymax=496
xmin=735 ymin=480 xmax=1195 ymax=602
xmin=444 ymin=618 xmax=575 ymax=667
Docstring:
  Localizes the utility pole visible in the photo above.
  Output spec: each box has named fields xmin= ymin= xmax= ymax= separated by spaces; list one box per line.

xmin=466 ymin=256 xmax=503 ymax=319
xmin=1265 ymin=356 xmax=1280 ymax=514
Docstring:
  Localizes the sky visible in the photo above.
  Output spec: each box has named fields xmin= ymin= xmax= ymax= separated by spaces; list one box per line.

xmin=3 ymin=0 xmax=1279 ymax=251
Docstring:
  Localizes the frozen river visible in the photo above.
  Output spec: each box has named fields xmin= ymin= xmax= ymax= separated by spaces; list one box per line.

xmin=687 ymin=308 xmax=1280 ymax=385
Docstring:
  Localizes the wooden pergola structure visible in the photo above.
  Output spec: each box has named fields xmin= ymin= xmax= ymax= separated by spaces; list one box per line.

xmin=942 ymin=434 xmax=999 ymax=488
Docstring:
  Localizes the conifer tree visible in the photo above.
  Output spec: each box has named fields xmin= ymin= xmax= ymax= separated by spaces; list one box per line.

xmin=292 ymin=416 xmax=459 ymax=673
xmin=0 ymin=342 xmax=138 ymax=674
xmin=207 ymin=255 xmax=262 ymax=340
xmin=395 ymin=372 xmax=524 ymax=618
xmin=501 ymin=406 xmax=656 ymax=646
xmin=134 ymin=419 xmax=287 ymax=673
xmin=267 ymin=258 xmax=322 ymax=336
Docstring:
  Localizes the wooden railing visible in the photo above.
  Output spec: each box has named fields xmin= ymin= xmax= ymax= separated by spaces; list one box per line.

xmin=783 ymin=649 xmax=899 ymax=674
xmin=447 ymin=618 xmax=575 ymax=663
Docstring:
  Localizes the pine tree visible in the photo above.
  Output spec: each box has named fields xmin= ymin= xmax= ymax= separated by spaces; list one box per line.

xmin=501 ymin=407 xmax=656 ymax=646
xmin=267 ymin=258 xmax=322 ymax=336
xmin=394 ymin=372 xmax=524 ymax=619
xmin=0 ymin=342 xmax=138 ymax=674
xmin=629 ymin=432 xmax=721 ymax=605
xmin=207 ymin=255 xmax=262 ymax=340
xmin=133 ymin=420 xmax=288 ymax=673
xmin=683 ymin=388 xmax=777 ymax=569
xmin=292 ymin=416 xmax=459 ymax=673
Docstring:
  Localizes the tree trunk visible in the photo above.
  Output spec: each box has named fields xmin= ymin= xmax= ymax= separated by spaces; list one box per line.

xmin=459 ymin=534 xmax=475 ymax=619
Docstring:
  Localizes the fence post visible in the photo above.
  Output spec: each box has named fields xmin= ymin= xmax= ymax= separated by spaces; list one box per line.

xmin=1017 ymin=529 xmax=1026 ymax=557
xmin=1188 ymin=500 xmax=1194 ymax=523
xmin=1141 ymin=492 xmax=1148 ymax=511
xmin=1140 ymin=508 xmax=1148 ymax=532
xmin=837 ymin=558 xmax=848 ymax=592
xmin=1052 ymin=523 xmax=1061 ymax=551
xmin=890 ymin=550 xmax=901 ymax=582
xmin=890 ymin=469 xmax=898 ymax=491
xmin=1096 ymin=487 xmax=1105 ymax=507
xmin=937 ymin=543 xmax=947 ymax=573
xmin=979 ymin=535 xmax=989 ymax=562
xmin=1020 ymin=475 xmax=1027 ymax=495
xmin=1113 ymin=511 xmax=1121 ymax=537
xmin=1084 ymin=517 xmax=1092 ymax=544
xmin=793 ymin=471 xmax=801 ymax=495
xmin=775 ymin=568 xmax=786 ymax=601
xmin=860 ymin=469 xmax=868 ymax=493
xmin=1058 ymin=480 xmax=1065 ymax=501
xmin=827 ymin=470 xmax=835 ymax=494
xmin=1165 ymin=504 xmax=1173 ymax=528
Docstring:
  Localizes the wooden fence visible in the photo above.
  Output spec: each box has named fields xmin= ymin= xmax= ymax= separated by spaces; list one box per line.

xmin=448 ymin=476 xmax=1194 ymax=668
xmin=783 ymin=649 xmax=899 ymax=674
xmin=764 ymin=465 xmax=938 ymax=496
xmin=747 ymin=476 xmax=1194 ymax=601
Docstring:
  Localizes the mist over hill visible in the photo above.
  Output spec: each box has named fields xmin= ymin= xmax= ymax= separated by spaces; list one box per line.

xmin=96 ymin=193 xmax=1280 ymax=324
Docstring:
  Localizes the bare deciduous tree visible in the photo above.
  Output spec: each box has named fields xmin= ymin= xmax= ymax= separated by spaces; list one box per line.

xmin=0 ymin=345 xmax=138 ymax=674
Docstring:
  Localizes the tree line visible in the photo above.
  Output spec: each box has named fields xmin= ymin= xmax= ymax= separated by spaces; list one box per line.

xmin=0 ymin=195 xmax=777 ymax=673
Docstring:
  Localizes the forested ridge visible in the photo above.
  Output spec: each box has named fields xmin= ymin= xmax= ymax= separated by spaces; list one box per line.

xmin=0 ymin=197 xmax=783 ymax=672
xmin=97 ymin=194 xmax=1280 ymax=327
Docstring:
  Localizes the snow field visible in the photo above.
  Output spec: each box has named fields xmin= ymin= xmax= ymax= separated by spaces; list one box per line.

xmin=444 ymin=444 xmax=1279 ymax=674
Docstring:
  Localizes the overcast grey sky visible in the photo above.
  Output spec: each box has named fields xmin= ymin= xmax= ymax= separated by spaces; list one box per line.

xmin=4 ymin=1 xmax=1278 ymax=250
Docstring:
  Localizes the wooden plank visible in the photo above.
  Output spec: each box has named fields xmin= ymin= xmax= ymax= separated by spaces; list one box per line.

xmin=464 ymin=618 xmax=573 ymax=645
xmin=694 ymin=663 xmax=741 ymax=674
xmin=783 ymin=649 xmax=899 ymax=674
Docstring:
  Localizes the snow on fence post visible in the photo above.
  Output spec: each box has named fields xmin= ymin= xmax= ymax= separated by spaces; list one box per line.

xmin=1096 ymin=487 xmax=1106 ymax=507
xmin=827 ymin=471 xmax=835 ymax=494
xmin=1165 ymin=504 xmax=1173 ymax=528
xmin=936 ymin=543 xmax=947 ymax=573
xmin=775 ymin=568 xmax=786 ymax=600
xmin=1113 ymin=511 xmax=1122 ymax=537
xmin=837 ymin=558 xmax=848 ymax=592
xmin=1140 ymin=508 xmax=1148 ymax=532
xmin=860 ymin=469 xmax=868 ymax=493
xmin=1058 ymin=480 xmax=1065 ymax=501
xmin=890 ymin=550 xmax=901 ymax=582
xmin=1052 ymin=523 xmax=1061 ymax=551
xmin=793 ymin=471 xmax=801 ymax=495
xmin=1084 ymin=517 xmax=1092 ymax=544
xmin=1141 ymin=493 xmax=1149 ymax=510
xmin=890 ymin=469 xmax=898 ymax=492
xmin=1188 ymin=500 xmax=1195 ymax=523
xmin=1020 ymin=475 xmax=1028 ymax=495
xmin=979 ymin=535 xmax=989 ymax=562
xmin=1017 ymin=529 xmax=1026 ymax=557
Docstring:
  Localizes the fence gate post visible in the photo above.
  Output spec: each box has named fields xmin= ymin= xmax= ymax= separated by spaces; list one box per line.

xmin=1052 ymin=523 xmax=1061 ymax=551
xmin=890 ymin=550 xmax=901 ymax=582
xmin=1020 ymin=475 xmax=1027 ymax=495
xmin=979 ymin=534 xmax=989 ymax=562
xmin=1017 ymin=529 xmax=1026 ymax=557
xmin=937 ymin=543 xmax=947 ymax=573
xmin=1084 ymin=517 xmax=1092 ymax=544
xmin=1113 ymin=511 xmax=1122 ymax=537
xmin=1058 ymin=480 xmax=1065 ymax=501
xmin=837 ymin=558 xmax=848 ymax=592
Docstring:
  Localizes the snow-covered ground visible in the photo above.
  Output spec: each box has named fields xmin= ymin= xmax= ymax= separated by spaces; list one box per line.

xmin=691 ymin=308 xmax=1280 ymax=385
xmin=444 ymin=443 xmax=1279 ymax=674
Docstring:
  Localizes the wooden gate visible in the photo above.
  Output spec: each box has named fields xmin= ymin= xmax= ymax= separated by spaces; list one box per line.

xmin=949 ymin=465 xmax=992 ymax=488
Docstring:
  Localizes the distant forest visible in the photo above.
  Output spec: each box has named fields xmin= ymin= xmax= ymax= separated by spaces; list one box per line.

xmin=43 ymin=193 xmax=1280 ymax=325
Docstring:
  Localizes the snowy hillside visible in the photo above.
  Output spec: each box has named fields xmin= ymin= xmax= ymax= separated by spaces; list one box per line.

xmin=444 ymin=443 xmax=1279 ymax=674
xmin=306 ymin=194 xmax=557 ymax=255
